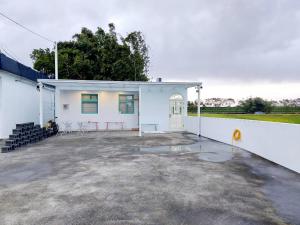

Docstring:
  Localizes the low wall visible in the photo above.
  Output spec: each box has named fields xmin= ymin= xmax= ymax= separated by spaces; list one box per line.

xmin=184 ymin=116 xmax=300 ymax=173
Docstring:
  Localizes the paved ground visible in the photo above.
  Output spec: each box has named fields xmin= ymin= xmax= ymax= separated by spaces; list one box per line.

xmin=0 ymin=139 xmax=4 ymax=148
xmin=0 ymin=132 xmax=299 ymax=225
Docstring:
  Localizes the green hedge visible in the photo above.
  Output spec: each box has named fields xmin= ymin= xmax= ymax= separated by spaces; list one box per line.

xmin=271 ymin=106 xmax=300 ymax=114
xmin=188 ymin=106 xmax=300 ymax=114
xmin=188 ymin=106 xmax=243 ymax=114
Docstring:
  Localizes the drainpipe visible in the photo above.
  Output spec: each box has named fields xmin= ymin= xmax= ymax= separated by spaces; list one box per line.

xmin=39 ymin=82 xmax=44 ymax=127
xmin=197 ymin=84 xmax=203 ymax=136
xmin=138 ymin=86 xmax=142 ymax=137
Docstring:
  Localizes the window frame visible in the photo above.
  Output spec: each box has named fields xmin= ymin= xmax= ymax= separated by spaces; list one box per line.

xmin=119 ymin=94 xmax=135 ymax=114
xmin=81 ymin=94 xmax=98 ymax=114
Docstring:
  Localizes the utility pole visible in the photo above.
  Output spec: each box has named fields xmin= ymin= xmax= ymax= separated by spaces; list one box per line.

xmin=55 ymin=42 xmax=58 ymax=80
xmin=134 ymin=57 xmax=136 ymax=81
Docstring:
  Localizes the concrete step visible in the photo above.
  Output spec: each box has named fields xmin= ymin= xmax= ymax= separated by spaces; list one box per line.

xmin=1 ymin=146 xmax=13 ymax=153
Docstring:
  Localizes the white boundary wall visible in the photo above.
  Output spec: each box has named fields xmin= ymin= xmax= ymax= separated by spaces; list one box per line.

xmin=0 ymin=71 xmax=55 ymax=138
xmin=184 ymin=116 xmax=300 ymax=173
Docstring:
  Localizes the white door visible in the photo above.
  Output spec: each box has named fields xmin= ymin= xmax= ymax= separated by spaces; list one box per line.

xmin=169 ymin=95 xmax=184 ymax=130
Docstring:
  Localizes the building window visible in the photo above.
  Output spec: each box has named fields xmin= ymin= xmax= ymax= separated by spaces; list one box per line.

xmin=81 ymin=94 xmax=98 ymax=114
xmin=119 ymin=94 xmax=134 ymax=114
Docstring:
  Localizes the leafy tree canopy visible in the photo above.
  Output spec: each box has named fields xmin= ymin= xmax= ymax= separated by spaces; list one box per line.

xmin=240 ymin=97 xmax=273 ymax=114
xmin=31 ymin=23 xmax=149 ymax=81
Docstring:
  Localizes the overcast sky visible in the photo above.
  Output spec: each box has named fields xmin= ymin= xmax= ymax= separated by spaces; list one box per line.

xmin=1 ymin=0 xmax=300 ymax=100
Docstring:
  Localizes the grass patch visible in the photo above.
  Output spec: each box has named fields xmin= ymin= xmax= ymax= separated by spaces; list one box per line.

xmin=188 ymin=113 xmax=300 ymax=124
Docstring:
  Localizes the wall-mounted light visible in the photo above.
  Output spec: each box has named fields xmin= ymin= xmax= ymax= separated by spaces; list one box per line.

xmin=36 ymin=84 xmax=44 ymax=92
xmin=196 ymin=84 xmax=203 ymax=93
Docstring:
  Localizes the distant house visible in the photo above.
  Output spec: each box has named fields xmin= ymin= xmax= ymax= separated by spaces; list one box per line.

xmin=204 ymin=98 xmax=236 ymax=107
xmin=0 ymin=53 xmax=55 ymax=139
xmin=222 ymin=98 xmax=236 ymax=107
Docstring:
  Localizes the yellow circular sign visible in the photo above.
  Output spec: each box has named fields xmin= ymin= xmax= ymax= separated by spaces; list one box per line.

xmin=233 ymin=129 xmax=241 ymax=141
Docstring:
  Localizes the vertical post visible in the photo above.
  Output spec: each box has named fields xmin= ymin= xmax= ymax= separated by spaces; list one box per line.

xmin=138 ymin=86 xmax=142 ymax=137
xmin=55 ymin=88 xmax=60 ymax=123
xmin=39 ymin=82 xmax=44 ymax=126
xmin=55 ymin=42 xmax=58 ymax=80
xmin=197 ymin=84 xmax=201 ymax=136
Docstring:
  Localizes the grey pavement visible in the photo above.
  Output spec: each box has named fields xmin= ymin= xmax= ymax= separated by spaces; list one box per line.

xmin=0 ymin=131 xmax=299 ymax=225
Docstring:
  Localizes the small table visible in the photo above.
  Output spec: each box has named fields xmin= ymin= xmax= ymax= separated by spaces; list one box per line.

xmin=105 ymin=122 xmax=124 ymax=130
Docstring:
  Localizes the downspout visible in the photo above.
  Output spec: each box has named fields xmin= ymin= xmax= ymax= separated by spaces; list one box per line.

xmin=197 ymin=84 xmax=203 ymax=136
xmin=139 ymin=86 xmax=142 ymax=137
xmin=39 ymin=82 xmax=44 ymax=127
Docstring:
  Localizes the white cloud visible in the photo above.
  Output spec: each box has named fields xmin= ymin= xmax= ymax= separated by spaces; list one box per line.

xmin=1 ymin=0 xmax=300 ymax=98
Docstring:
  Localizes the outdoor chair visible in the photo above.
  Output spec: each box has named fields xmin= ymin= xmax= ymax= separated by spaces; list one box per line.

xmin=62 ymin=121 xmax=72 ymax=135
xmin=77 ymin=122 xmax=87 ymax=135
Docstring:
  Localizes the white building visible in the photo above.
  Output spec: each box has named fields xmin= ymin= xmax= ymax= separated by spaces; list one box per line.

xmin=0 ymin=53 xmax=201 ymax=139
xmin=38 ymin=79 xmax=202 ymax=136
xmin=0 ymin=53 xmax=55 ymax=139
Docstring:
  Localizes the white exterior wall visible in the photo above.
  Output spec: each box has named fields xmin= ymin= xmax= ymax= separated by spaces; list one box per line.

xmin=0 ymin=71 xmax=54 ymax=139
xmin=0 ymin=76 xmax=2 ymax=136
xmin=184 ymin=116 xmax=300 ymax=173
xmin=57 ymin=90 xmax=139 ymax=130
xmin=140 ymin=85 xmax=187 ymax=132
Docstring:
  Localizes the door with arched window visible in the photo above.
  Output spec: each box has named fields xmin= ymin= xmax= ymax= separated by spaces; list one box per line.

xmin=169 ymin=94 xmax=184 ymax=130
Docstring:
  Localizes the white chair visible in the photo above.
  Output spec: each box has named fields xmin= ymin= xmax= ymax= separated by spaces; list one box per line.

xmin=77 ymin=122 xmax=87 ymax=135
xmin=62 ymin=121 xmax=72 ymax=135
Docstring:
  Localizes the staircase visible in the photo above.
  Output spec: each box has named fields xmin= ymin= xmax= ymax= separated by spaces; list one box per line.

xmin=1 ymin=122 xmax=58 ymax=153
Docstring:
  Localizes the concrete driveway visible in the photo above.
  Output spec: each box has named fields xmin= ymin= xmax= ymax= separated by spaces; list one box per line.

xmin=0 ymin=132 xmax=299 ymax=225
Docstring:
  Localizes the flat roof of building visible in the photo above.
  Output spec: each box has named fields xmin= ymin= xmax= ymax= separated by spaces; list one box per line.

xmin=0 ymin=53 xmax=50 ymax=82
xmin=38 ymin=79 xmax=202 ymax=89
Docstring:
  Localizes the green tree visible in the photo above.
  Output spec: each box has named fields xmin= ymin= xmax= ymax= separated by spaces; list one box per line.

xmin=188 ymin=101 xmax=197 ymax=113
xmin=30 ymin=24 xmax=149 ymax=81
xmin=240 ymin=97 xmax=273 ymax=114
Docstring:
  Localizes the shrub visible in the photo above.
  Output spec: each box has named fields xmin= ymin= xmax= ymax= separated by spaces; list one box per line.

xmin=240 ymin=97 xmax=272 ymax=114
